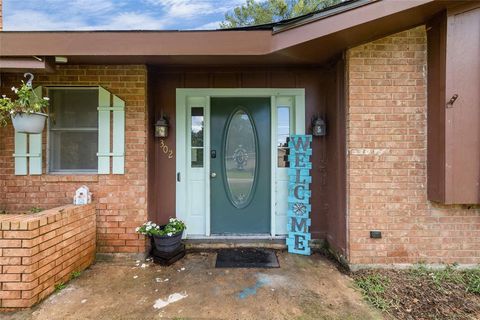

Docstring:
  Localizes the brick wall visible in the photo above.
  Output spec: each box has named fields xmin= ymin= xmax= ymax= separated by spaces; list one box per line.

xmin=347 ymin=26 xmax=480 ymax=265
xmin=0 ymin=65 xmax=148 ymax=254
xmin=0 ymin=204 xmax=96 ymax=309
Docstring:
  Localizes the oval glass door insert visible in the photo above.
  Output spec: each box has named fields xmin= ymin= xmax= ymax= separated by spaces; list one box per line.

xmin=225 ymin=109 xmax=257 ymax=208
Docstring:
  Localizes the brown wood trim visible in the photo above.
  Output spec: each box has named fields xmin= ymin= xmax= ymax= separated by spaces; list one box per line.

xmin=0 ymin=57 xmax=55 ymax=72
xmin=0 ymin=0 xmax=460 ymax=66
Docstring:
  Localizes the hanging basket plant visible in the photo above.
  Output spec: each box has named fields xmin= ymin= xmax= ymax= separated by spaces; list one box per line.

xmin=0 ymin=80 xmax=49 ymax=134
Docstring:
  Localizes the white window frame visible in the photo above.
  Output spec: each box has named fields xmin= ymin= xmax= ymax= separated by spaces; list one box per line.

xmin=176 ymin=88 xmax=305 ymax=238
xmin=46 ymin=86 xmax=100 ymax=175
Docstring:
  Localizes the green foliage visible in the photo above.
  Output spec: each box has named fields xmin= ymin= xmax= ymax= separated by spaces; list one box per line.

xmin=71 ymin=271 xmax=82 ymax=279
xmin=220 ymin=0 xmax=342 ymax=29
xmin=465 ymin=268 xmax=480 ymax=294
xmin=29 ymin=207 xmax=44 ymax=214
xmin=354 ymin=274 xmax=392 ymax=311
xmin=410 ymin=264 xmax=464 ymax=288
xmin=0 ymin=81 xmax=49 ymax=127
xmin=55 ymin=282 xmax=66 ymax=292
xmin=0 ymin=210 xmax=8 ymax=215
xmin=136 ymin=218 xmax=187 ymax=237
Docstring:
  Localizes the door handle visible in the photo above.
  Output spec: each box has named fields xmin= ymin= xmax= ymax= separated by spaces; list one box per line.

xmin=210 ymin=172 xmax=217 ymax=178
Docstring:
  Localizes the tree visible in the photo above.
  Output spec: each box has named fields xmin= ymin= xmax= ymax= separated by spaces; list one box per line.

xmin=220 ymin=0 xmax=342 ymax=29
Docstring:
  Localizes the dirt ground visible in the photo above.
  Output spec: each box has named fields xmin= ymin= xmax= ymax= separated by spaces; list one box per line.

xmin=353 ymin=267 xmax=480 ymax=320
xmin=3 ymin=251 xmax=382 ymax=320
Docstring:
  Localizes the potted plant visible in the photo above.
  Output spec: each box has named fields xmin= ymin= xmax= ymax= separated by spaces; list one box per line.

xmin=136 ymin=218 xmax=186 ymax=253
xmin=0 ymin=81 xmax=49 ymax=134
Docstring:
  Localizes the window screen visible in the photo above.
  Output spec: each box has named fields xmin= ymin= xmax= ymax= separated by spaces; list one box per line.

xmin=48 ymin=88 xmax=99 ymax=172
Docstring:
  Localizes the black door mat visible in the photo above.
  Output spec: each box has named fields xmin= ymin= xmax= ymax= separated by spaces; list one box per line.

xmin=215 ymin=248 xmax=279 ymax=268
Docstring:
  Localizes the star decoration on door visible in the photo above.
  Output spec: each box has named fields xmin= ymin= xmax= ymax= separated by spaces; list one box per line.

xmin=293 ymin=203 xmax=307 ymax=216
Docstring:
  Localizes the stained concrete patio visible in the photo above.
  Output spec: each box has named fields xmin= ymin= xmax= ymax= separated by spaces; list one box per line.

xmin=3 ymin=251 xmax=382 ymax=320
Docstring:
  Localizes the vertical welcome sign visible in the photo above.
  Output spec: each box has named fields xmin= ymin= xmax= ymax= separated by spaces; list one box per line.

xmin=286 ymin=135 xmax=312 ymax=255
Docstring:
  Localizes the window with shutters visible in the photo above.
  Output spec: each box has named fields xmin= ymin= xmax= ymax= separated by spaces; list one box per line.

xmin=47 ymin=88 xmax=99 ymax=173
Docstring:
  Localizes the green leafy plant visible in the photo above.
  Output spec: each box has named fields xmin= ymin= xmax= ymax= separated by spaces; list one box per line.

xmin=220 ymin=0 xmax=342 ymax=28
xmin=465 ymin=268 xmax=480 ymax=294
xmin=71 ymin=271 xmax=82 ymax=279
xmin=136 ymin=218 xmax=186 ymax=237
xmin=354 ymin=274 xmax=392 ymax=311
xmin=29 ymin=207 xmax=44 ymax=213
xmin=410 ymin=264 xmax=464 ymax=288
xmin=55 ymin=282 xmax=66 ymax=292
xmin=0 ymin=81 xmax=49 ymax=127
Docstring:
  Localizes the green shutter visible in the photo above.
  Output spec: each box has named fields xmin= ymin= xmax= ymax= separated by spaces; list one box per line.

xmin=97 ymin=86 xmax=125 ymax=175
xmin=29 ymin=134 xmax=42 ymax=175
xmin=29 ymin=86 xmax=43 ymax=175
xmin=97 ymin=87 xmax=111 ymax=174
xmin=112 ymin=95 xmax=125 ymax=174
xmin=14 ymin=132 xmax=28 ymax=175
xmin=13 ymin=86 xmax=43 ymax=175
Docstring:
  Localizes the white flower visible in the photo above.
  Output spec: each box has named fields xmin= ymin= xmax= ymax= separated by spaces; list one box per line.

xmin=169 ymin=218 xmax=174 ymax=222
xmin=135 ymin=227 xmax=140 ymax=232
xmin=1 ymin=95 xmax=6 ymax=98
xmin=167 ymin=232 xmax=173 ymax=237
xmin=11 ymin=86 xmax=16 ymax=92
xmin=146 ymin=226 xmax=152 ymax=231
xmin=43 ymin=97 xmax=50 ymax=101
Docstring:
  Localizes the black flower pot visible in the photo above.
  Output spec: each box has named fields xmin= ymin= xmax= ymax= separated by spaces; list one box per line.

xmin=152 ymin=231 xmax=183 ymax=253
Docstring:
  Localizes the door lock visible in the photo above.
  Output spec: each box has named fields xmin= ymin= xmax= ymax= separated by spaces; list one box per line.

xmin=210 ymin=172 xmax=217 ymax=178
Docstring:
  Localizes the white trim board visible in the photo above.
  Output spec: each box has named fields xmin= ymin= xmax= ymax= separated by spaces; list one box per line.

xmin=176 ymin=88 xmax=306 ymax=238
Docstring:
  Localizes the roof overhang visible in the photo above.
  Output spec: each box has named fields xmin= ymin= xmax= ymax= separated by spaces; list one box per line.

xmin=0 ymin=57 xmax=55 ymax=73
xmin=0 ymin=0 xmax=467 ymax=67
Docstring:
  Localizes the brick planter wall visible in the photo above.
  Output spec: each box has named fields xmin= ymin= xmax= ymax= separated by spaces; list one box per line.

xmin=346 ymin=26 xmax=480 ymax=265
xmin=0 ymin=204 xmax=96 ymax=310
xmin=0 ymin=65 xmax=148 ymax=254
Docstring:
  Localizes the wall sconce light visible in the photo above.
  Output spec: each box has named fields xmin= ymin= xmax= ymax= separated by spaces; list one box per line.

xmin=312 ymin=116 xmax=327 ymax=136
xmin=155 ymin=116 xmax=169 ymax=138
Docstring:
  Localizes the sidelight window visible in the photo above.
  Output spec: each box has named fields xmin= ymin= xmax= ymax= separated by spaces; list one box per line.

xmin=191 ymin=107 xmax=204 ymax=168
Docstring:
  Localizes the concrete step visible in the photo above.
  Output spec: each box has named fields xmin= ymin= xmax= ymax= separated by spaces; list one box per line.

xmin=184 ymin=238 xmax=325 ymax=251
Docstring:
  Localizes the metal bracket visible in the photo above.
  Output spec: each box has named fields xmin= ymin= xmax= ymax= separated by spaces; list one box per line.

xmin=446 ymin=94 xmax=458 ymax=108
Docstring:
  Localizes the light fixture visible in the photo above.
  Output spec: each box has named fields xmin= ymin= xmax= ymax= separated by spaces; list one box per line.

xmin=155 ymin=116 xmax=169 ymax=138
xmin=312 ymin=116 xmax=326 ymax=136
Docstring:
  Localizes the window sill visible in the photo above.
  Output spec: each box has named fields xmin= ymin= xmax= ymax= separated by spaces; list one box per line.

xmin=42 ymin=174 xmax=99 ymax=183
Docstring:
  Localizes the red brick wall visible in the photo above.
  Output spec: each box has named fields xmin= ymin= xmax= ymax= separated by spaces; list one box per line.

xmin=346 ymin=26 xmax=480 ymax=265
xmin=0 ymin=204 xmax=96 ymax=309
xmin=0 ymin=65 xmax=148 ymax=254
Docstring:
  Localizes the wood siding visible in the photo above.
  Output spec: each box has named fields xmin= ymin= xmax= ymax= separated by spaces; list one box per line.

xmin=148 ymin=65 xmax=347 ymax=246
xmin=427 ymin=5 xmax=480 ymax=204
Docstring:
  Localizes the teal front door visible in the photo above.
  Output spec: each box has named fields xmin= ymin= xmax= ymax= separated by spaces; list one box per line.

xmin=210 ymin=97 xmax=271 ymax=234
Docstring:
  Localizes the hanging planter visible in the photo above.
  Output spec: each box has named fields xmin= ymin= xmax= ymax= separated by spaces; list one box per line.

xmin=11 ymin=112 xmax=48 ymax=134
xmin=0 ymin=73 xmax=49 ymax=134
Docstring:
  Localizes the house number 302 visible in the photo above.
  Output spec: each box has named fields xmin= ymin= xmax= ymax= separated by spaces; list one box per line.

xmin=159 ymin=139 xmax=174 ymax=159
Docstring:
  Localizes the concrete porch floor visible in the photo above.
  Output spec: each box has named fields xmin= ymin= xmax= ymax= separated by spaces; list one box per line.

xmin=4 ymin=251 xmax=382 ymax=320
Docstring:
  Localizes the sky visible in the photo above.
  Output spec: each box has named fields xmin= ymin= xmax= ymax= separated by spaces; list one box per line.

xmin=3 ymin=0 xmax=246 ymax=31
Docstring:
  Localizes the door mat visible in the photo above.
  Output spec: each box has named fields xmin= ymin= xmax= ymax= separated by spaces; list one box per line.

xmin=215 ymin=249 xmax=279 ymax=268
